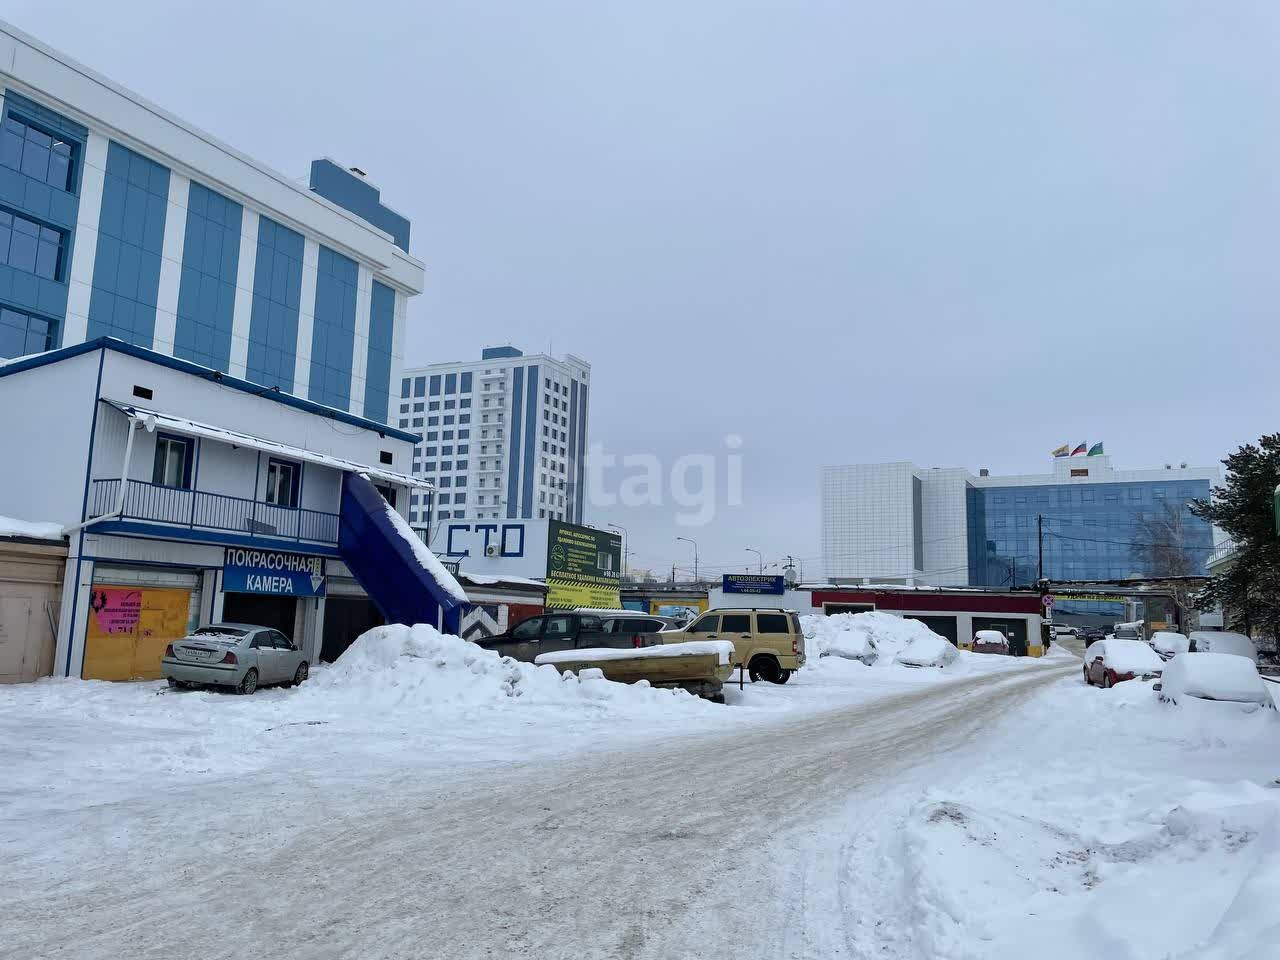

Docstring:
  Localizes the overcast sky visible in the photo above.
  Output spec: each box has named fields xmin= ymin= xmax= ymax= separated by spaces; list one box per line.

xmin=9 ymin=1 xmax=1278 ymax=579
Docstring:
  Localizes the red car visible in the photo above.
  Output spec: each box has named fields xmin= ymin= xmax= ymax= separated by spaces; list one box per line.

xmin=1083 ymin=638 xmax=1165 ymax=688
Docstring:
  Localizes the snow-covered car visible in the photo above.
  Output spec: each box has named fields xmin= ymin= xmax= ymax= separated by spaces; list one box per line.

xmin=161 ymin=623 xmax=309 ymax=695
xmin=1155 ymin=653 xmax=1275 ymax=712
xmin=1187 ymin=631 xmax=1258 ymax=663
xmin=895 ymin=634 xmax=959 ymax=668
xmin=821 ymin=631 xmax=877 ymax=665
xmin=1083 ymin=638 xmax=1164 ymax=688
xmin=971 ymin=630 xmax=1009 ymax=655
xmin=1149 ymin=631 xmax=1190 ymax=661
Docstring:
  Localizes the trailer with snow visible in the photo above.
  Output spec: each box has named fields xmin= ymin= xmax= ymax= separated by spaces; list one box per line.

xmin=534 ymin=640 xmax=737 ymax=702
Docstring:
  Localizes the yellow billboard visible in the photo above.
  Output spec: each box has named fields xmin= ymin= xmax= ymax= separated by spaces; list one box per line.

xmin=545 ymin=520 xmax=622 ymax=609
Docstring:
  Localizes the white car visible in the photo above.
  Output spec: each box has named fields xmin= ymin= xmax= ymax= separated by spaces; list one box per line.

xmin=1150 ymin=631 xmax=1190 ymax=661
xmin=896 ymin=634 xmax=959 ymax=668
xmin=1156 ymin=653 xmax=1275 ymax=712
xmin=1187 ymin=631 xmax=1258 ymax=663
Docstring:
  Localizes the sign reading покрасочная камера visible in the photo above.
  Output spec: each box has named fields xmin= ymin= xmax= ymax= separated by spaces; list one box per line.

xmin=222 ymin=548 xmax=326 ymax=597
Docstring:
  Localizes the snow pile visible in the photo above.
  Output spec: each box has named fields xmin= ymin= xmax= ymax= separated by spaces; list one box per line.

xmin=802 ymin=611 xmax=946 ymax=665
xmin=841 ymin=671 xmax=1280 ymax=959
xmin=1160 ymin=652 xmax=1272 ymax=707
xmin=0 ymin=515 xmax=64 ymax=539
xmin=310 ymin=623 xmax=714 ymax=713
xmin=897 ymin=789 xmax=1280 ymax=959
xmin=894 ymin=633 xmax=959 ymax=668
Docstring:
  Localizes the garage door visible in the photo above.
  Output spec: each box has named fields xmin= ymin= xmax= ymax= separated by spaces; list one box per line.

xmin=321 ymin=596 xmax=384 ymax=663
xmin=81 ymin=585 xmax=195 ymax=681
xmin=973 ymin=617 xmax=1029 ymax=656
xmin=905 ymin=615 xmax=959 ymax=645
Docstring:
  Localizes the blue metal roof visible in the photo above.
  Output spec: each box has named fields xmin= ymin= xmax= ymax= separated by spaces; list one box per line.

xmin=0 ymin=338 xmax=421 ymax=443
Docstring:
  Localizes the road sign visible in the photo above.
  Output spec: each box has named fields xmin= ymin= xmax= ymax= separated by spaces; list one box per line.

xmin=1042 ymin=594 xmax=1054 ymax=608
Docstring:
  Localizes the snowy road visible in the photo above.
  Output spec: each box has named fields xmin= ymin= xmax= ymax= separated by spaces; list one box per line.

xmin=3 ymin=660 xmax=1073 ymax=960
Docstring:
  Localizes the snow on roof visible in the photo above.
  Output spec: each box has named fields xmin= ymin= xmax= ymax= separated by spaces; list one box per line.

xmin=459 ymin=572 xmax=546 ymax=588
xmin=107 ymin=401 xmax=431 ymax=490
xmin=535 ymin=640 xmax=736 ymax=667
xmin=378 ymin=501 xmax=467 ymax=604
xmin=0 ymin=515 xmax=64 ymax=540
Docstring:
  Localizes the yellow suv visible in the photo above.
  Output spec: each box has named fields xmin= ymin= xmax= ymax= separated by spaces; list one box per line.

xmin=662 ymin=608 xmax=805 ymax=684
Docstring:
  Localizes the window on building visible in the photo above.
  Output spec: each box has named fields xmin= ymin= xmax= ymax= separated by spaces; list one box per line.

xmin=412 ymin=402 xmax=424 ymax=412
xmin=401 ymin=378 xmax=411 ymax=399
xmin=1 ymin=114 xmax=76 ymax=191
xmin=460 ymin=398 xmax=471 ymax=409
xmin=0 ymin=209 xmax=64 ymax=281
xmin=414 ymin=376 xmax=427 ymax=397
xmin=0 ymin=305 xmax=56 ymax=359
xmin=445 ymin=400 xmax=456 ymax=410
xmin=430 ymin=374 xmax=441 ymax=396
xmin=152 ymin=433 xmax=192 ymax=489
xmin=460 ymin=372 xmax=472 ymax=392
xmin=265 ymin=458 xmax=300 ymax=508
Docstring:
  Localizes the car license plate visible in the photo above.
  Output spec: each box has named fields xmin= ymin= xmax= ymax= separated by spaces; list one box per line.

xmin=185 ymin=649 xmax=212 ymax=661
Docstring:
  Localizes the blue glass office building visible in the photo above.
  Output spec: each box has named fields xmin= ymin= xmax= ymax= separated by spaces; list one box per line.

xmin=967 ymin=477 xmax=1214 ymax=588
xmin=822 ymin=455 xmax=1219 ymax=600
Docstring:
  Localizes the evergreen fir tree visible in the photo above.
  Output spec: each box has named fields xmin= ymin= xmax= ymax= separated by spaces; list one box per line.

xmin=1190 ymin=433 xmax=1280 ymax=648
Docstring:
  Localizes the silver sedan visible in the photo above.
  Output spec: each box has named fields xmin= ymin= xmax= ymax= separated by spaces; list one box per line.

xmin=161 ymin=623 xmax=309 ymax=695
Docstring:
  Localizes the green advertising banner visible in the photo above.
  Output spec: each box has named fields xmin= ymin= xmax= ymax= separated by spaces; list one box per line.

xmin=545 ymin=520 xmax=622 ymax=609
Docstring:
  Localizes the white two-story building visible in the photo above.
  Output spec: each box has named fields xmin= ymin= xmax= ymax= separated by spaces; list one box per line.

xmin=0 ymin=22 xmax=466 ymax=681
xmin=0 ymin=339 xmax=466 ymax=681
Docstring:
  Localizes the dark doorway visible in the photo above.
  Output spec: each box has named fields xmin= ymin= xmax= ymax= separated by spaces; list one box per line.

xmin=222 ymin=593 xmax=299 ymax=643
xmin=972 ymin=617 xmax=1029 ymax=657
xmin=905 ymin=615 xmax=959 ymax=645
xmin=823 ymin=603 xmax=874 ymax=615
xmin=322 ymin=596 xmax=385 ymax=663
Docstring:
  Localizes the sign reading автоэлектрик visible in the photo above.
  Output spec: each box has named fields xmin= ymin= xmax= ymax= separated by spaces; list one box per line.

xmin=722 ymin=574 xmax=785 ymax=595
xmin=222 ymin=548 xmax=327 ymax=597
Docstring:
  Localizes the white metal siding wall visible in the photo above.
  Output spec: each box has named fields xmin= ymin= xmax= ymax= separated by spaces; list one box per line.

xmin=821 ymin=463 xmax=918 ymax=582
xmin=0 ymin=350 xmax=100 ymax=528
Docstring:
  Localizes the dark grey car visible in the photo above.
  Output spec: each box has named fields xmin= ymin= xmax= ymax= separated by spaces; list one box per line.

xmin=475 ymin=612 xmax=661 ymax=662
xmin=161 ymin=623 xmax=309 ymax=695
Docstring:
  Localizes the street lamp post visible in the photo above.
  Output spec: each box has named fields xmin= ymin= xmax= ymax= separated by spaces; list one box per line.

xmin=746 ymin=547 xmax=763 ymax=574
xmin=676 ymin=536 xmax=699 ymax=583
xmin=608 ymin=522 xmax=628 ymax=579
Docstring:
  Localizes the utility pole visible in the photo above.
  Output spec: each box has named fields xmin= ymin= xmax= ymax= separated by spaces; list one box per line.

xmin=676 ymin=536 xmax=699 ymax=583
xmin=746 ymin=546 xmax=763 ymax=574
xmin=607 ymin=523 xmax=629 ymax=579
xmin=1037 ymin=514 xmax=1044 ymax=583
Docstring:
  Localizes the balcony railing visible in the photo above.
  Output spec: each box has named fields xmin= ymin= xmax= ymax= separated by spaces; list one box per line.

xmin=89 ymin=479 xmax=340 ymax=545
xmin=1206 ymin=539 xmax=1237 ymax=567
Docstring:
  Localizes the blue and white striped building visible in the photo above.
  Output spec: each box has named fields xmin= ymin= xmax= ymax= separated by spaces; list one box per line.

xmin=0 ymin=19 xmax=423 ymax=422
xmin=400 ymin=347 xmax=591 ymax=526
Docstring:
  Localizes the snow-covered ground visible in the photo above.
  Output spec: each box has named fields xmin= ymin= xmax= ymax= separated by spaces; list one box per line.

xmin=830 ymin=658 xmax=1280 ymax=959
xmin=1 ymin=615 xmax=1275 ymax=959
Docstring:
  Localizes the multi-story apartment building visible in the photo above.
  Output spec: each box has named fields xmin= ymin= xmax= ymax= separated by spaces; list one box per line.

xmin=398 ymin=346 xmax=590 ymax=526
xmin=821 ymin=454 xmax=1219 ymax=589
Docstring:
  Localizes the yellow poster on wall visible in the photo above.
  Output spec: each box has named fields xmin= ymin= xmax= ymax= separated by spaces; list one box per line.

xmin=82 ymin=586 xmax=193 ymax=681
